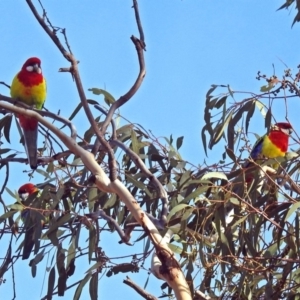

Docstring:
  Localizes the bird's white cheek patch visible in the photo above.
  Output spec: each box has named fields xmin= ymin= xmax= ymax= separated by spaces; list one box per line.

xmin=20 ymin=192 xmax=29 ymax=201
xmin=26 ymin=66 xmax=34 ymax=72
xmin=281 ymin=128 xmax=291 ymax=136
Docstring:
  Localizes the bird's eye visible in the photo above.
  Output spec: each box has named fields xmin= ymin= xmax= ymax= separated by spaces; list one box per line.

xmin=26 ymin=66 xmax=34 ymax=72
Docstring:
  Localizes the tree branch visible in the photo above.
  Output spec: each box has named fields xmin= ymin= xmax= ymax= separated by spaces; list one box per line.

xmin=85 ymin=209 xmax=132 ymax=245
xmin=100 ymin=36 xmax=146 ymax=134
xmin=123 ymin=276 xmax=158 ymax=300
xmin=26 ymin=0 xmax=119 ymax=182
xmin=0 ymin=100 xmax=192 ymax=299
xmin=26 ymin=0 xmax=70 ymax=60
xmin=22 ymin=1 xmax=192 ymax=298
xmin=0 ymin=95 xmax=77 ymax=139
xmin=111 ymin=139 xmax=168 ymax=226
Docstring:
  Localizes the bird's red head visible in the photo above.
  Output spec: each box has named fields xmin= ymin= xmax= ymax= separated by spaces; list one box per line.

xmin=21 ymin=57 xmax=42 ymax=72
xmin=18 ymin=183 xmax=39 ymax=200
xmin=18 ymin=57 xmax=43 ymax=87
xmin=268 ymin=122 xmax=293 ymax=153
xmin=273 ymin=122 xmax=293 ymax=136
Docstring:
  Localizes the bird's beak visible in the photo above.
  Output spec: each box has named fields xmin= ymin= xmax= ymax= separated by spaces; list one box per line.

xmin=33 ymin=64 xmax=39 ymax=73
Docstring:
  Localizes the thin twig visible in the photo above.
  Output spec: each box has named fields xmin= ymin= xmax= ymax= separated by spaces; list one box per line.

xmin=100 ymin=1 xmax=146 ymax=134
xmin=123 ymin=276 xmax=158 ymax=300
xmin=69 ymin=61 xmax=118 ymax=181
xmin=40 ymin=125 xmax=65 ymax=153
xmin=95 ymin=105 xmax=168 ymax=225
xmin=111 ymin=139 xmax=168 ymax=226
xmin=100 ymin=36 xmax=146 ymax=134
xmin=132 ymin=0 xmax=146 ymax=49
xmin=26 ymin=0 xmax=70 ymax=60
xmin=0 ymin=81 xmax=10 ymax=89
xmin=11 ymin=241 xmax=16 ymax=300
xmin=86 ymin=209 xmax=131 ymax=244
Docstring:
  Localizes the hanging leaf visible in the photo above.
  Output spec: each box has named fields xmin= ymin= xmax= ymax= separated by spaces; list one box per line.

xmin=167 ymin=204 xmax=191 ymax=222
xmin=255 ymin=100 xmax=267 ymax=117
xmin=265 ymin=108 xmax=272 ymax=129
xmin=88 ymin=88 xmax=115 ymax=105
xmin=88 ymin=224 xmax=96 ymax=263
xmin=245 ymin=100 xmax=256 ymax=134
xmin=47 ymin=266 xmax=56 ymax=300
xmin=284 ymin=202 xmax=300 ymax=222
xmin=89 ymin=273 xmax=98 ymax=300
xmin=215 ymin=96 xmax=227 ymax=109
xmin=209 ymin=111 xmax=233 ymax=149
xmin=277 ymin=0 xmax=294 ymax=10
xmin=3 ymin=114 xmax=12 ymax=143
xmin=176 ymin=136 xmax=184 ymax=150
xmin=74 ymin=273 xmax=92 ymax=300
xmin=131 ymin=129 xmax=139 ymax=154
xmin=205 ymin=85 xmax=218 ymax=105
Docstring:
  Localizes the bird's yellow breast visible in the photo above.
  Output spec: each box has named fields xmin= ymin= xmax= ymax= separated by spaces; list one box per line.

xmin=10 ymin=75 xmax=46 ymax=110
xmin=261 ymin=136 xmax=285 ymax=158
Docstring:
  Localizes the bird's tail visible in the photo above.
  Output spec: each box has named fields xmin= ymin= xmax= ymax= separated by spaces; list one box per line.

xmin=19 ymin=115 xmax=38 ymax=169
xmin=23 ymin=127 xmax=38 ymax=169
xmin=22 ymin=226 xmax=35 ymax=260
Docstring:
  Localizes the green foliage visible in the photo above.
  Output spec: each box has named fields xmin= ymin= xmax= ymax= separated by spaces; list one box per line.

xmin=2 ymin=65 xmax=300 ymax=297
xmin=1 ymin=2 xmax=300 ymax=299
xmin=197 ymin=67 xmax=300 ymax=298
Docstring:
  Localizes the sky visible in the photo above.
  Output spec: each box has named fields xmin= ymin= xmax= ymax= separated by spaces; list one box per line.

xmin=0 ymin=0 xmax=299 ymax=299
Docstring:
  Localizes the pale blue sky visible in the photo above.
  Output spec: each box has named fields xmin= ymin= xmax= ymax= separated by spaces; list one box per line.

xmin=0 ymin=1 xmax=299 ymax=299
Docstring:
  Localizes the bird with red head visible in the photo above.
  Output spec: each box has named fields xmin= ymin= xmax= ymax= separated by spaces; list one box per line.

xmin=11 ymin=57 xmax=46 ymax=169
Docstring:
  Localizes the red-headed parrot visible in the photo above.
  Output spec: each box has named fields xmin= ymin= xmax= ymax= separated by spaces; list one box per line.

xmin=249 ymin=122 xmax=293 ymax=162
xmin=11 ymin=57 xmax=46 ymax=169
xmin=18 ymin=183 xmax=40 ymax=260
xmin=244 ymin=122 xmax=293 ymax=193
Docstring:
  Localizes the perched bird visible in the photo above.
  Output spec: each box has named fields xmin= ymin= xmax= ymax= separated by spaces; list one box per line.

xmin=18 ymin=183 xmax=39 ymax=201
xmin=18 ymin=183 xmax=55 ymax=259
xmin=249 ymin=122 xmax=293 ymax=165
xmin=243 ymin=122 xmax=293 ymax=195
xmin=228 ymin=123 xmax=293 ymax=221
xmin=18 ymin=183 xmax=40 ymax=260
xmin=10 ymin=57 xmax=46 ymax=169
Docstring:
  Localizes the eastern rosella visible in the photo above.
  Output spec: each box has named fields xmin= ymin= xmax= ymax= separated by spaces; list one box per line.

xmin=18 ymin=183 xmax=40 ymax=260
xmin=245 ymin=122 xmax=293 ymax=204
xmin=10 ymin=57 xmax=46 ymax=169
xmin=249 ymin=122 xmax=293 ymax=164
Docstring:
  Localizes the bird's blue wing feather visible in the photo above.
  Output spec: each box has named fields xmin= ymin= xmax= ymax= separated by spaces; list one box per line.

xmin=250 ymin=136 xmax=264 ymax=160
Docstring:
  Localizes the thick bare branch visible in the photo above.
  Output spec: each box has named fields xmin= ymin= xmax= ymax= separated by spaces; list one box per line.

xmin=0 ymin=100 xmax=192 ymax=300
xmin=20 ymin=2 xmax=192 ymax=298
xmin=25 ymin=0 xmax=118 ymax=181
xmin=95 ymin=105 xmax=168 ymax=225
xmin=69 ymin=58 xmax=118 ymax=182
xmin=0 ymin=95 xmax=77 ymax=139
